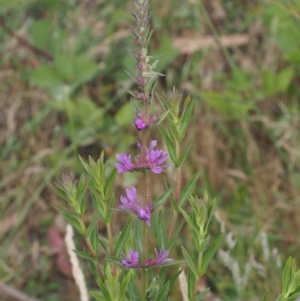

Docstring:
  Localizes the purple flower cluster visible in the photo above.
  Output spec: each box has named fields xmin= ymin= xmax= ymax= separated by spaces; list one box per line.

xmin=115 ymin=140 xmax=168 ymax=174
xmin=121 ymin=248 xmax=173 ymax=269
xmin=119 ymin=187 xmax=153 ymax=226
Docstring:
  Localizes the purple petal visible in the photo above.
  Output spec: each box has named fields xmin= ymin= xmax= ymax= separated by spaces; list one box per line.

xmin=126 ymin=187 xmax=136 ymax=203
xmin=150 ymin=140 xmax=157 ymax=149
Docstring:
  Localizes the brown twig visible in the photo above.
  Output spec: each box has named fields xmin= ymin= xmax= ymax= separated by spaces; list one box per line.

xmin=0 ymin=16 xmax=53 ymax=62
xmin=0 ymin=281 xmax=44 ymax=301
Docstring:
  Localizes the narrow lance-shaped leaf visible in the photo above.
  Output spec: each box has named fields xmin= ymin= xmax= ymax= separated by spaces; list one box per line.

xmin=187 ymin=265 xmax=196 ymax=301
xmin=96 ymin=277 xmax=112 ymax=301
xmin=179 ymin=207 xmax=197 ymax=232
xmin=283 ymin=257 xmax=293 ymax=296
xmin=176 ymin=140 xmax=193 ymax=168
xmin=90 ymin=291 xmax=106 ymax=301
xmin=157 ymin=211 xmax=167 ymax=248
xmin=192 ymin=288 xmax=210 ymax=301
xmin=58 ymin=208 xmax=82 ymax=234
xmin=178 ymin=96 xmax=194 ymax=139
xmin=153 ymin=185 xmax=174 ymax=208
xmin=155 ymin=281 xmax=170 ymax=301
xmin=104 ymin=168 xmax=117 ymax=200
xmin=86 ymin=212 xmax=98 ymax=238
xmin=115 ymin=218 xmax=132 ymax=258
xmin=179 ymin=171 xmax=201 ymax=207
xmin=89 ymin=219 xmax=100 ymax=255
xmin=159 ymin=126 xmax=176 ymax=163
xmin=79 ymin=155 xmax=91 ymax=176
xmin=201 ymin=233 xmax=224 ymax=275
xmin=135 ymin=219 xmax=142 ymax=255
xmin=261 ymin=291 xmax=269 ymax=301
xmin=74 ymin=249 xmax=97 ymax=262
xmin=167 ymin=222 xmax=183 ymax=250
xmin=119 ymin=271 xmax=132 ymax=301
xmin=182 ymin=246 xmax=198 ymax=277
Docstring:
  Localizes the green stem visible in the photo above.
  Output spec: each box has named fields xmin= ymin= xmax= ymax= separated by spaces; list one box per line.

xmin=80 ymin=220 xmax=104 ymax=281
xmin=141 ymin=101 xmax=149 ymax=300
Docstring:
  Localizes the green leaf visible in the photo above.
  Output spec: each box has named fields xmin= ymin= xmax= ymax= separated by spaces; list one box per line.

xmin=88 ymin=260 xmax=97 ymax=279
xmin=157 ymin=211 xmax=167 ymax=248
xmin=176 ymin=140 xmax=193 ymax=168
xmin=127 ymin=278 xmax=139 ymax=301
xmin=96 ymin=278 xmax=112 ymax=301
xmin=155 ymin=281 xmax=170 ymax=301
xmin=167 ymin=223 xmax=183 ymax=250
xmin=104 ymin=168 xmax=117 ymax=199
xmin=79 ymin=155 xmax=91 ymax=176
xmin=179 ymin=171 xmax=200 ymax=207
xmin=164 ymin=178 xmax=176 ymax=210
xmin=115 ymin=219 xmax=132 ymax=258
xmin=91 ymin=192 xmax=106 ymax=221
xmin=201 ymin=234 xmax=224 ymax=275
xmin=192 ymin=288 xmax=210 ymax=301
xmin=261 ymin=291 xmax=269 ymax=301
xmin=86 ymin=211 xmax=98 ymax=237
xmin=182 ymin=246 xmax=198 ymax=277
xmin=169 ymin=269 xmax=183 ymax=289
xmin=58 ymin=208 xmax=82 ymax=234
xmin=98 ymin=236 xmax=109 ymax=255
xmin=153 ymin=186 xmax=174 ymax=208
xmin=119 ymin=271 xmax=132 ymax=300
xmin=90 ymin=291 xmax=106 ymax=301
xmin=283 ymin=257 xmax=293 ymax=295
xmin=178 ymin=95 xmax=193 ymax=139
xmin=89 ymin=221 xmax=100 ymax=254
xmin=74 ymin=249 xmax=97 ymax=262
xmin=76 ymin=173 xmax=87 ymax=202
xmin=179 ymin=208 xmax=197 ymax=232
xmin=187 ymin=267 xmax=196 ymax=300
xmin=159 ymin=126 xmax=176 ymax=163
xmin=105 ymin=256 xmax=123 ymax=267
xmin=152 ymin=259 xmax=186 ymax=269
xmin=135 ymin=220 xmax=142 ymax=254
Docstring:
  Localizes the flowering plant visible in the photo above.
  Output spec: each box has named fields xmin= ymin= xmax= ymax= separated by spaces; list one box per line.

xmin=54 ymin=1 xmax=300 ymax=300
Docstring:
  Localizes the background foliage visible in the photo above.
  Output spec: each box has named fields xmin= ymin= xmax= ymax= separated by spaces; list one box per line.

xmin=1 ymin=0 xmax=300 ymax=300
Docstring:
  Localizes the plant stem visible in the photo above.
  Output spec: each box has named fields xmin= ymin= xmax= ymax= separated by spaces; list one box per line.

xmin=141 ymin=101 xmax=149 ymax=300
xmin=168 ymin=141 xmax=181 ymax=241
xmin=80 ymin=220 xmax=104 ymax=281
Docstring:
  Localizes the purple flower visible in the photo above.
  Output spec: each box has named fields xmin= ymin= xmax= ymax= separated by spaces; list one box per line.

xmin=134 ymin=112 xmax=158 ymax=131
xmin=121 ymin=249 xmax=139 ymax=268
xmin=153 ymin=248 xmax=174 ymax=264
xmin=118 ymin=187 xmax=153 ymax=226
xmin=119 ymin=187 xmax=139 ymax=211
xmin=136 ymin=140 xmax=168 ymax=174
xmin=144 ymin=248 xmax=174 ymax=267
xmin=115 ymin=140 xmax=168 ymax=174
xmin=136 ymin=204 xmax=152 ymax=227
xmin=115 ymin=154 xmax=133 ymax=173
xmin=135 ymin=118 xmax=147 ymax=130
xmin=120 ymin=248 xmax=173 ymax=269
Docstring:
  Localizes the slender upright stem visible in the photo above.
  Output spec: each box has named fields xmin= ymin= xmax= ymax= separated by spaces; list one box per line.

xmin=141 ymin=101 xmax=149 ymax=300
xmin=168 ymin=141 xmax=181 ymax=241
xmin=80 ymin=220 xmax=104 ymax=281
